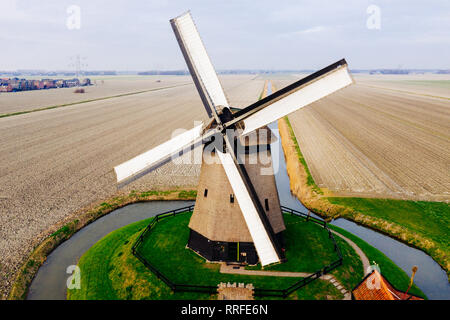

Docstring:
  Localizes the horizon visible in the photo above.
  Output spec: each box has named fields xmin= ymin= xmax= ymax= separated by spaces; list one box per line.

xmin=1 ymin=1 xmax=449 ymax=71
xmin=2 ymin=68 xmax=450 ymax=72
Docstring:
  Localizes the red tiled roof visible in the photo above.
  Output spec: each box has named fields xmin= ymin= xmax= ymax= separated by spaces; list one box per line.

xmin=352 ymin=270 xmax=423 ymax=300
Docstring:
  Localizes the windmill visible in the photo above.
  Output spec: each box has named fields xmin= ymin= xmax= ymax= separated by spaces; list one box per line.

xmin=114 ymin=12 xmax=353 ymax=267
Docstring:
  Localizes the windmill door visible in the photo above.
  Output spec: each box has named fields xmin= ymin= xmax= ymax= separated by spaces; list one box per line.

xmin=212 ymin=243 xmax=226 ymax=261
xmin=228 ymin=243 xmax=238 ymax=262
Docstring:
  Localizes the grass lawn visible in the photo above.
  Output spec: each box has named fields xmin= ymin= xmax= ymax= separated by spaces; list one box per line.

xmin=136 ymin=212 xmax=344 ymax=297
xmin=329 ymin=224 xmax=426 ymax=299
xmin=327 ymin=197 xmax=449 ymax=254
xmin=68 ymin=211 xmax=426 ymax=300
xmin=247 ymin=214 xmax=340 ymax=273
xmin=68 ymin=212 xmax=344 ymax=300
xmin=247 ymin=213 xmax=364 ymax=290
xmin=68 ymin=217 xmax=209 ymax=300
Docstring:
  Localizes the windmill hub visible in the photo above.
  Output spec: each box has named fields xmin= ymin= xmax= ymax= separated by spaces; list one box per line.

xmin=113 ymin=11 xmax=353 ymax=267
xmin=217 ymin=107 xmax=234 ymax=125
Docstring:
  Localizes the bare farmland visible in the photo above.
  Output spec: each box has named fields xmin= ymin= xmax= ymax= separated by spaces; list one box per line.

xmin=355 ymin=74 xmax=450 ymax=99
xmin=0 ymin=75 xmax=196 ymax=115
xmin=0 ymin=75 xmax=264 ymax=297
xmin=277 ymin=75 xmax=450 ymax=201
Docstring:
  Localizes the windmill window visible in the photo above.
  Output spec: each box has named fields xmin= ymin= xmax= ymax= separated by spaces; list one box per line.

xmin=204 ymin=189 xmax=208 ymax=197
xmin=230 ymin=194 xmax=234 ymax=203
xmin=265 ymin=199 xmax=269 ymax=211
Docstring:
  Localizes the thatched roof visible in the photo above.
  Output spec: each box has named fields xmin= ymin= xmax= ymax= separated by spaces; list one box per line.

xmin=189 ymin=147 xmax=285 ymax=243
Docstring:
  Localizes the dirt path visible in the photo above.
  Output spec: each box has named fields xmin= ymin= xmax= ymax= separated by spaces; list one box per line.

xmin=220 ymin=264 xmax=311 ymax=277
xmin=331 ymin=230 xmax=370 ymax=274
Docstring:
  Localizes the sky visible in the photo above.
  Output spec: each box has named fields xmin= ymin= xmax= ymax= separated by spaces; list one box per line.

xmin=0 ymin=0 xmax=449 ymax=71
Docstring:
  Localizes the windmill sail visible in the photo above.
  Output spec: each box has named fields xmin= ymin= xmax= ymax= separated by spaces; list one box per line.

xmin=216 ymin=150 xmax=280 ymax=266
xmin=114 ymin=123 xmax=207 ymax=186
xmin=230 ymin=59 xmax=353 ymax=135
xmin=171 ymin=11 xmax=229 ymax=119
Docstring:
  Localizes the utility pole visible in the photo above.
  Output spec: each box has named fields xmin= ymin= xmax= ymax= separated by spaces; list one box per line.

xmin=69 ymin=54 xmax=87 ymax=86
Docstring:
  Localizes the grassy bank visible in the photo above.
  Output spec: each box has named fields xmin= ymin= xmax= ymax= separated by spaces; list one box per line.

xmin=8 ymin=188 xmax=197 ymax=300
xmin=69 ymin=212 xmax=345 ymax=300
xmin=278 ymin=116 xmax=347 ymax=219
xmin=328 ymin=197 xmax=449 ymax=276
xmin=279 ymin=116 xmax=449 ymax=280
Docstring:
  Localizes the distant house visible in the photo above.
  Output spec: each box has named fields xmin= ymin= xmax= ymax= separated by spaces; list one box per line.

xmin=9 ymin=78 xmax=21 ymax=91
xmin=0 ymin=78 xmax=9 ymax=92
xmin=80 ymin=78 xmax=91 ymax=86
xmin=64 ymin=78 xmax=80 ymax=87
xmin=0 ymin=84 xmax=12 ymax=92
xmin=352 ymin=270 xmax=423 ymax=300
xmin=20 ymin=79 xmax=34 ymax=91
xmin=32 ymin=80 xmax=43 ymax=90
xmin=41 ymin=79 xmax=56 ymax=89
xmin=55 ymin=79 xmax=65 ymax=88
xmin=0 ymin=77 xmax=91 ymax=92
